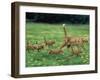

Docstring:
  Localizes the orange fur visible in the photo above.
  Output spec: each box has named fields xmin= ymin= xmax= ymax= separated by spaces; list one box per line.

xmin=71 ymin=46 xmax=82 ymax=56
xmin=36 ymin=43 xmax=45 ymax=51
xmin=44 ymin=37 xmax=55 ymax=46
xmin=48 ymin=49 xmax=63 ymax=54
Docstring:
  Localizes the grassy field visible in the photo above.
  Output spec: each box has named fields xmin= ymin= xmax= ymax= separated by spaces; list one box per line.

xmin=26 ymin=22 xmax=89 ymax=67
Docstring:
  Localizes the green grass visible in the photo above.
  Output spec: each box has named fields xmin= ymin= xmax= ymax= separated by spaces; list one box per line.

xmin=26 ymin=22 xmax=89 ymax=67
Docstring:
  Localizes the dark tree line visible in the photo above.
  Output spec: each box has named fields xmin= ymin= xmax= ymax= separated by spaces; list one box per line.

xmin=26 ymin=12 xmax=89 ymax=24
